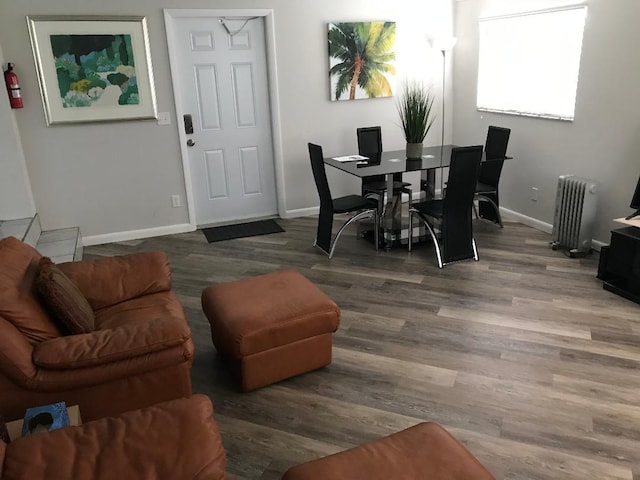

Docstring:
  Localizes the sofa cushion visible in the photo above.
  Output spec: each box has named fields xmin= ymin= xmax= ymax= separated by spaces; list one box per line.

xmin=0 ymin=237 xmax=62 ymax=344
xmin=94 ymin=291 xmax=186 ymax=330
xmin=1 ymin=395 xmax=226 ymax=480
xmin=58 ymin=251 xmax=172 ymax=310
xmin=35 ymin=257 xmax=95 ymax=334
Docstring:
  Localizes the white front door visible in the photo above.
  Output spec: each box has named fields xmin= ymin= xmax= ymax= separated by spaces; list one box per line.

xmin=172 ymin=15 xmax=277 ymax=225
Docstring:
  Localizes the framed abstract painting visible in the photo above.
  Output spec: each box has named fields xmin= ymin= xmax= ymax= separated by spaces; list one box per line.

xmin=328 ymin=21 xmax=396 ymax=101
xmin=27 ymin=15 xmax=158 ymax=125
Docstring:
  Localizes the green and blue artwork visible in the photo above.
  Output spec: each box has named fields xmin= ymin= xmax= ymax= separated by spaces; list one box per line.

xmin=328 ymin=21 xmax=396 ymax=101
xmin=50 ymin=34 xmax=139 ymax=108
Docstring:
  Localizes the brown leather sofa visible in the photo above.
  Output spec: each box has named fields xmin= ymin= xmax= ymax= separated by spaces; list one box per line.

xmin=0 ymin=236 xmax=194 ymax=422
xmin=0 ymin=395 xmax=226 ymax=480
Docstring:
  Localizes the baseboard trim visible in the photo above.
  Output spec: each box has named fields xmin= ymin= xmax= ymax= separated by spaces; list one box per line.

xmin=283 ymin=206 xmax=319 ymax=219
xmin=82 ymin=223 xmax=195 ymax=246
xmin=79 ymin=208 xmax=610 ymax=252
xmin=500 ymin=207 xmax=553 ymax=234
xmin=591 ymin=239 xmax=605 ymax=253
xmin=500 ymin=207 xmax=606 ymax=252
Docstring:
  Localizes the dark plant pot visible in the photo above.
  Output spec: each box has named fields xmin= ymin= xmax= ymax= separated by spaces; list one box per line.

xmin=406 ymin=142 xmax=423 ymax=159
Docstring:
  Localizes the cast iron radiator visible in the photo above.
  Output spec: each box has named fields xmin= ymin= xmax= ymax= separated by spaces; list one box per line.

xmin=551 ymin=175 xmax=598 ymax=256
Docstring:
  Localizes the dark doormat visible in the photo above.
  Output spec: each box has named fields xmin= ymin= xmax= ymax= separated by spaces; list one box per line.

xmin=202 ymin=219 xmax=284 ymax=243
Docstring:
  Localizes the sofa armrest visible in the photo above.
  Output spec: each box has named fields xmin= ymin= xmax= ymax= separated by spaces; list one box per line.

xmin=2 ymin=395 xmax=226 ymax=480
xmin=57 ymin=251 xmax=172 ymax=310
xmin=0 ymin=318 xmax=37 ymax=382
xmin=33 ymin=317 xmax=191 ymax=369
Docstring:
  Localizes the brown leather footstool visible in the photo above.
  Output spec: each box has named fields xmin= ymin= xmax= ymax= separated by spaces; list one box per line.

xmin=201 ymin=270 xmax=340 ymax=392
xmin=282 ymin=422 xmax=495 ymax=480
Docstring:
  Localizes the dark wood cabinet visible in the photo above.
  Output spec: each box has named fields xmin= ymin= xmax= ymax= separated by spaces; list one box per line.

xmin=602 ymin=226 xmax=640 ymax=304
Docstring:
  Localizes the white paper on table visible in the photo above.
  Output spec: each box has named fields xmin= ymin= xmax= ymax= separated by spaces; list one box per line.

xmin=332 ymin=155 xmax=369 ymax=162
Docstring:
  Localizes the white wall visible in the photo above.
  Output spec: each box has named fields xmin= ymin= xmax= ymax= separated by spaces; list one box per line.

xmin=0 ymin=44 xmax=36 ymax=220
xmin=452 ymin=0 xmax=640 ymax=244
xmin=0 ymin=0 xmax=455 ymax=241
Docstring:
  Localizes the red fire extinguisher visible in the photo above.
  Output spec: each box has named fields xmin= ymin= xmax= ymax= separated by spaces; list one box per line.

xmin=4 ymin=63 xmax=24 ymax=109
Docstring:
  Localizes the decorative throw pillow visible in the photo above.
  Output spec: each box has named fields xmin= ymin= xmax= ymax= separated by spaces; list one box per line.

xmin=35 ymin=257 xmax=95 ymax=334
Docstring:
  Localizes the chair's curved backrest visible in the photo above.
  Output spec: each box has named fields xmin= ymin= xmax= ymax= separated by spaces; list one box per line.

xmin=357 ymin=126 xmax=383 ymax=154
xmin=479 ymin=126 xmax=511 ymax=188
xmin=442 ymin=145 xmax=484 ymax=263
xmin=309 ymin=143 xmax=333 ymax=211
xmin=357 ymin=127 xmax=386 ymax=188
xmin=309 ymin=143 xmax=334 ymax=253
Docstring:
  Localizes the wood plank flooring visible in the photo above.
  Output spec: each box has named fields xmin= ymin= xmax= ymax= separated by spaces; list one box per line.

xmin=83 ymin=216 xmax=640 ymax=480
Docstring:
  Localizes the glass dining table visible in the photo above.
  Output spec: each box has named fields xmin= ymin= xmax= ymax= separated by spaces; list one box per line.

xmin=324 ymin=144 xmax=459 ymax=245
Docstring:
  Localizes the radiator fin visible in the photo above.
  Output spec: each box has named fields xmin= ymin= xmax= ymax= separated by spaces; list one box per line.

xmin=552 ymin=175 xmax=598 ymax=253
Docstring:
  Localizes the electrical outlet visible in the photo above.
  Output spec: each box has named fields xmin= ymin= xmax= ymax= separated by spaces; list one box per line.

xmin=171 ymin=194 xmax=181 ymax=208
xmin=531 ymin=187 xmax=538 ymax=201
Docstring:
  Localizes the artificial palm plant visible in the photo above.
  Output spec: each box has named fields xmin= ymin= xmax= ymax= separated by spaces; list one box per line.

xmin=397 ymin=80 xmax=436 ymax=158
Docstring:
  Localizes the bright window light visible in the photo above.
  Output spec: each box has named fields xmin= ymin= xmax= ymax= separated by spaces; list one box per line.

xmin=477 ymin=5 xmax=587 ymax=121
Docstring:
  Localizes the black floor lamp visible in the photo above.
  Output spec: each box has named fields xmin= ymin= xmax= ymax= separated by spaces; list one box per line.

xmin=433 ymin=37 xmax=457 ymax=198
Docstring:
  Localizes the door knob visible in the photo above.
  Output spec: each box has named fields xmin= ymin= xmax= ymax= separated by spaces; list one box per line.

xmin=187 ymin=139 xmax=195 ymax=147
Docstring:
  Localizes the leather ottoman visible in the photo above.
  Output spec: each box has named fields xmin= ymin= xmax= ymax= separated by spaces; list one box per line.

xmin=201 ymin=270 xmax=340 ymax=392
xmin=282 ymin=422 xmax=495 ymax=480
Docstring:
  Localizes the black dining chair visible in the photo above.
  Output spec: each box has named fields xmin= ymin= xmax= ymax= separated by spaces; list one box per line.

xmin=357 ymin=127 xmax=413 ymax=217
xmin=408 ymin=145 xmax=483 ymax=268
xmin=475 ymin=126 xmax=511 ymax=227
xmin=309 ymin=143 xmax=379 ymax=259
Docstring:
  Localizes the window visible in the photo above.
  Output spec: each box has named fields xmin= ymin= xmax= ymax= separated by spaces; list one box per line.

xmin=477 ymin=5 xmax=587 ymax=121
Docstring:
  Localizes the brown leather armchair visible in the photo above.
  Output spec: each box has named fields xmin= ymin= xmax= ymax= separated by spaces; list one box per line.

xmin=0 ymin=236 xmax=194 ymax=422
xmin=0 ymin=395 xmax=226 ymax=480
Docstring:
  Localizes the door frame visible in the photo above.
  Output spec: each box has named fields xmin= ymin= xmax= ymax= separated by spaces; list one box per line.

xmin=164 ymin=9 xmax=286 ymax=228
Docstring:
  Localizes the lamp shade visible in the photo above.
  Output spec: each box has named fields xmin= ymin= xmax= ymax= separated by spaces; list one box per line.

xmin=432 ymin=36 xmax=457 ymax=52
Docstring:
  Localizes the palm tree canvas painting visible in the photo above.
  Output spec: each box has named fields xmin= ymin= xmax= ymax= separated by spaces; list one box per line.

xmin=328 ymin=21 xmax=396 ymax=101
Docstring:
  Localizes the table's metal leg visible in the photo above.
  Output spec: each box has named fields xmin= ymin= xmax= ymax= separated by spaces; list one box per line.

xmin=421 ymin=168 xmax=437 ymax=200
xmin=383 ymin=173 xmax=394 ymax=230
xmin=381 ymin=173 xmax=404 ymax=249
xmin=382 ymin=173 xmax=393 ymax=249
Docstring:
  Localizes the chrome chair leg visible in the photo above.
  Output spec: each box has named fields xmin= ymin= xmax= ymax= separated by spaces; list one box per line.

xmin=495 ymin=207 xmax=503 ymax=228
xmin=313 ymin=239 xmax=330 ymax=257
xmin=409 ymin=210 xmax=414 ymax=252
xmin=409 ymin=210 xmax=443 ymax=268
xmin=373 ymin=209 xmax=379 ymax=251
xmin=472 ymin=237 xmax=479 ymax=261
xmin=329 ymin=209 xmax=377 ymax=259
xmin=421 ymin=216 xmax=443 ymax=268
xmin=404 ymin=188 xmax=413 ymax=205
xmin=364 ymin=192 xmax=385 ymax=220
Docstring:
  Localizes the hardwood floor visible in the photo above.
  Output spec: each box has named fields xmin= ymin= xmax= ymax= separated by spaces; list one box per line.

xmin=83 ymin=216 xmax=640 ymax=480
